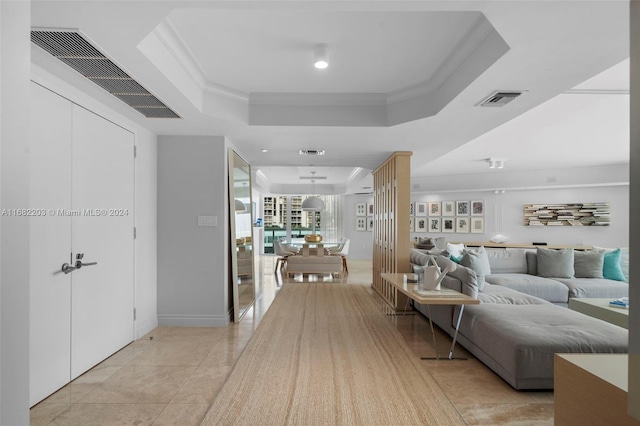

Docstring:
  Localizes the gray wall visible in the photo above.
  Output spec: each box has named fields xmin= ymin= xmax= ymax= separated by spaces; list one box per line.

xmin=1 ymin=2 xmax=30 ymax=423
xmin=157 ymin=136 xmax=229 ymax=326
xmin=342 ymin=194 xmax=374 ymax=260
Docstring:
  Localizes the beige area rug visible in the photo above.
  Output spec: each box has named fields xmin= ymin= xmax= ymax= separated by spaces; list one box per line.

xmin=202 ymin=283 xmax=465 ymax=425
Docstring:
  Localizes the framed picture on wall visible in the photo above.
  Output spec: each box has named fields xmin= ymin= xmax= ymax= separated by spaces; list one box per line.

xmin=456 ymin=201 xmax=470 ymax=216
xmin=416 ymin=218 xmax=427 ymax=232
xmin=471 ymin=217 xmax=485 ymax=233
xmin=471 ymin=200 xmax=485 ymax=216
xmin=409 ymin=217 xmax=415 ymax=232
xmin=356 ymin=217 xmax=367 ymax=231
xmin=367 ymin=217 xmax=374 ymax=231
xmin=442 ymin=217 xmax=455 ymax=233
xmin=415 ymin=202 xmax=428 ymax=216
xmin=355 ymin=202 xmax=367 ymax=217
xmin=456 ymin=217 xmax=470 ymax=233
xmin=429 ymin=217 xmax=441 ymax=232
xmin=428 ymin=201 xmax=441 ymax=216
xmin=442 ymin=201 xmax=455 ymax=216
xmin=367 ymin=203 xmax=374 ymax=216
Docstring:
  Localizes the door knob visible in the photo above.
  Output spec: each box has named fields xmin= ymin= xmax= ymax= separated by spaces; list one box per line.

xmin=75 ymin=260 xmax=97 ymax=270
xmin=61 ymin=263 xmax=76 ymax=274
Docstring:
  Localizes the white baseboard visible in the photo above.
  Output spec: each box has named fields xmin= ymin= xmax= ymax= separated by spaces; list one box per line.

xmin=157 ymin=314 xmax=229 ymax=327
xmin=135 ymin=315 xmax=159 ymax=339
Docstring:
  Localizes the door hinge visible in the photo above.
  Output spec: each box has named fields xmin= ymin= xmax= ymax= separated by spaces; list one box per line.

xmin=133 ymin=227 xmax=137 ymax=239
xmin=134 ymin=145 xmax=137 ymax=158
xmin=133 ymin=308 xmax=136 ymax=321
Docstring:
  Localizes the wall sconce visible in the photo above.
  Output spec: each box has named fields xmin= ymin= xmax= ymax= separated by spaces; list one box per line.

xmin=314 ymin=44 xmax=329 ymax=69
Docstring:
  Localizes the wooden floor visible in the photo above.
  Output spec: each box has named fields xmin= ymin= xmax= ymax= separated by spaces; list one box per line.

xmin=30 ymin=257 xmax=554 ymax=425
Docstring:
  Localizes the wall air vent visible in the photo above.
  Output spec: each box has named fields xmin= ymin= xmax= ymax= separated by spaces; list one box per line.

xmin=299 ymin=150 xmax=325 ymax=156
xmin=477 ymin=91 xmax=524 ymax=107
xmin=31 ymin=29 xmax=180 ymax=119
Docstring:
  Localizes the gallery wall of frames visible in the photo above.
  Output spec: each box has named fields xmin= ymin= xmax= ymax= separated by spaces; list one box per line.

xmin=355 ymin=200 xmax=485 ymax=233
xmin=409 ymin=200 xmax=485 ymax=234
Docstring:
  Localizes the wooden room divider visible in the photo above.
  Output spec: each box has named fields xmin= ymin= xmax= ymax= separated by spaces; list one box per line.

xmin=371 ymin=151 xmax=412 ymax=311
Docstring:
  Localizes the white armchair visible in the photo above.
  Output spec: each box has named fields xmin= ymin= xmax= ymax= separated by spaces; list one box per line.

xmin=273 ymin=240 xmax=297 ymax=273
xmin=329 ymin=238 xmax=350 ymax=273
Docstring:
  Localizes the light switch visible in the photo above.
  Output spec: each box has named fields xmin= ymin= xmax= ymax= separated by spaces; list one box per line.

xmin=198 ymin=216 xmax=217 ymax=227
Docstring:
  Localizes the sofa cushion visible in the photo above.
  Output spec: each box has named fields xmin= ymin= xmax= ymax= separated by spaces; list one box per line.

xmin=603 ymin=248 xmax=626 ymax=281
xmin=537 ymin=248 xmax=574 ymax=278
xmin=479 ymin=284 xmax=550 ymax=305
xmin=486 ymin=248 xmax=529 ymax=274
xmin=457 ymin=303 xmax=628 ymax=390
xmin=464 ymin=246 xmax=492 ymax=274
xmin=554 ymin=277 xmax=629 ymax=298
xmin=460 ymin=249 xmax=490 ymax=291
xmin=410 ymin=249 xmax=432 ymax=267
xmin=436 ymin=257 xmax=478 ymax=298
xmin=526 ymin=251 xmax=538 ymax=275
xmin=573 ymin=249 xmax=605 ymax=278
xmin=485 ymin=274 xmax=569 ymax=303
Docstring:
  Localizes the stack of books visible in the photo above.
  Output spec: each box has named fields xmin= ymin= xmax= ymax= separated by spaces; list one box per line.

xmin=609 ymin=297 xmax=629 ymax=309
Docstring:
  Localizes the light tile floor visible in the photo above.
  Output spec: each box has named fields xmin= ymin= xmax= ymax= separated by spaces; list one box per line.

xmin=31 ymin=257 xmax=554 ymax=425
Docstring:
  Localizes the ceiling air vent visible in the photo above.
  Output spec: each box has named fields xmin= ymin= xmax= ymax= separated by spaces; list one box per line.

xmin=299 ymin=149 xmax=325 ymax=156
xmin=477 ymin=91 xmax=523 ymax=107
xmin=299 ymin=176 xmax=327 ymax=180
xmin=31 ymin=29 xmax=180 ymax=119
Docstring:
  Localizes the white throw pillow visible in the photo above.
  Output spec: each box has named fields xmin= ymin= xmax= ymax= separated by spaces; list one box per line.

xmin=447 ymin=243 xmax=465 ymax=259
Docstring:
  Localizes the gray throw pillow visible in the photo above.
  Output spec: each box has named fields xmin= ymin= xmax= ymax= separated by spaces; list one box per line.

xmin=460 ymin=251 xmax=488 ymax=291
xmin=536 ymin=248 xmax=574 ymax=278
xmin=574 ymin=249 xmax=605 ymax=278
xmin=526 ymin=251 xmax=538 ymax=275
xmin=463 ymin=246 xmax=492 ymax=275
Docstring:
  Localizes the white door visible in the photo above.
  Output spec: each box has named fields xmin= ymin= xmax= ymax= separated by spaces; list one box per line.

xmin=70 ymin=105 xmax=135 ymax=379
xmin=29 ymin=83 xmax=73 ymax=406
xmin=29 ymin=84 xmax=136 ymax=405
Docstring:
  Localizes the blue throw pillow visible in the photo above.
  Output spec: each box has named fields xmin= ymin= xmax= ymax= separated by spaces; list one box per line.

xmin=603 ymin=249 xmax=626 ymax=281
xmin=450 ymin=254 xmax=462 ymax=264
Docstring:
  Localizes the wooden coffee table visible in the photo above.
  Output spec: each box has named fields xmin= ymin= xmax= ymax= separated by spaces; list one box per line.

xmin=568 ymin=298 xmax=629 ymax=329
xmin=380 ymin=273 xmax=479 ymax=360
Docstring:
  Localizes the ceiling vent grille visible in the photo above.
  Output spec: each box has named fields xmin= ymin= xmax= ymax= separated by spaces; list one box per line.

xmin=299 ymin=176 xmax=327 ymax=180
xmin=299 ymin=149 xmax=325 ymax=156
xmin=31 ymin=29 xmax=180 ymax=119
xmin=477 ymin=91 xmax=523 ymax=107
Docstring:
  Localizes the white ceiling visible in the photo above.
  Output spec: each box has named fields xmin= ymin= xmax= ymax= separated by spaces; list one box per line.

xmin=30 ymin=1 xmax=630 ymax=193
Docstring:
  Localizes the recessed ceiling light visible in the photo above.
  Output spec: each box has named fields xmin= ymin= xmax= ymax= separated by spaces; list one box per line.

xmin=260 ymin=149 xmax=268 ymax=153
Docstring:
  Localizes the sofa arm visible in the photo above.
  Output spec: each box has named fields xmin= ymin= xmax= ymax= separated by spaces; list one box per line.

xmin=436 ymin=257 xmax=479 ymax=298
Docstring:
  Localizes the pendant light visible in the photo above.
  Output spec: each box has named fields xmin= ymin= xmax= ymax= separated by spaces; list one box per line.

xmin=301 ymin=172 xmax=326 ymax=211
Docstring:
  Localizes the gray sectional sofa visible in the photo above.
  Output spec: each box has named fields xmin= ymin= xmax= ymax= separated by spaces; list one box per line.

xmin=409 ymin=248 xmax=628 ymax=390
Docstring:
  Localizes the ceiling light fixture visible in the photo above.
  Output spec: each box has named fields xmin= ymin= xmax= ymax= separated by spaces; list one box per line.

xmin=301 ymin=172 xmax=326 ymax=211
xmin=313 ymin=44 xmax=329 ymax=69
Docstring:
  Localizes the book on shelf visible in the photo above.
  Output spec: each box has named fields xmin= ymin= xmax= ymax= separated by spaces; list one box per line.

xmin=413 ymin=288 xmax=465 ymax=298
xmin=609 ymin=297 xmax=629 ymax=309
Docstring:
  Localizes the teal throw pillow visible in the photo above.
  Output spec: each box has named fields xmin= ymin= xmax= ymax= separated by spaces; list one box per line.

xmin=603 ymin=248 xmax=626 ymax=281
xmin=450 ymin=254 xmax=462 ymax=264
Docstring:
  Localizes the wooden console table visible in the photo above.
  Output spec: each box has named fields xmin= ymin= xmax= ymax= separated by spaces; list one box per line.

xmin=380 ymin=273 xmax=478 ymax=360
xmin=455 ymin=242 xmax=593 ymax=250
xmin=555 ymin=354 xmax=640 ymax=425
